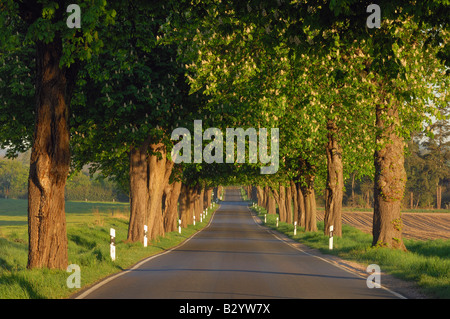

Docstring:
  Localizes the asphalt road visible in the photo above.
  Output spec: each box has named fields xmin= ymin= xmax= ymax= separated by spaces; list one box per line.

xmin=76 ymin=188 xmax=402 ymax=299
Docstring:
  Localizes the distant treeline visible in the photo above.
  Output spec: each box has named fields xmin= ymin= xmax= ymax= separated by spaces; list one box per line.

xmin=0 ymin=152 xmax=128 ymax=202
xmin=1 ymin=130 xmax=449 ymax=208
xmin=340 ymin=127 xmax=450 ymax=210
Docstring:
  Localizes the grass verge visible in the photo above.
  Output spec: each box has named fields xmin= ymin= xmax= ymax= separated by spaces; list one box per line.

xmin=249 ymin=203 xmax=450 ymax=299
xmin=0 ymin=199 xmax=218 ymax=299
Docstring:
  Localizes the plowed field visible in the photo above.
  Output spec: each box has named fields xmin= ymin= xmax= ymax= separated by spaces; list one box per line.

xmin=317 ymin=211 xmax=450 ymax=241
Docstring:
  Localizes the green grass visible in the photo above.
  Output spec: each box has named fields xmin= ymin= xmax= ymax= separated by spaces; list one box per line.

xmin=0 ymin=198 xmax=218 ymax=299
xmin=252 ymin=205 xmax=450 ymax=299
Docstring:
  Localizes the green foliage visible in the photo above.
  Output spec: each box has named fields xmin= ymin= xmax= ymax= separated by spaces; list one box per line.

xmin=165 ymin=0 xmax=448 ymax=191
xmin=69 ymin=1 xmax=206 ymax=190
xmin=1 ymin=0 xmax=448 ymax=191
xmin=0 ymin=158 xmax=28 ymax=199
xmin=0 ymin=38 xmax=35 ymax=155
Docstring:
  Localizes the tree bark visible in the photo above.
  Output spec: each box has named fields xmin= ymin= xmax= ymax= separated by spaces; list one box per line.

xmin=127 ymin=141 xmax=149 ymax=243
xmin=179 ymin=183 xmax=189 ymax=228
xmin=205 ymin=187 xmax=212 ymax=209
xmin=291 ymin=180 xmax=299 ymax=225
xmin=217 ymin=185 xmax=223 ymax=200
xmin=179 ymin=184 xmax=196 ymax=227
xmin=296 ymin=182 xmax=306 ymax=228
xmin=256 ymin=186 xmax=264 ymax=207
xmin=199 ymin=187 xmax=205 ymax=216
xmin=267 ymin=188 xmax=276 ymax=215
xmin=351 ymin=172 xmax=356 ymax=206
xmin=186 ymin=186 xmax=196 ymax=224
xmin=271 ymin=186 xmax=283 ymax=221
xmin=213 ymin=186 xmax=218 ymax=202
xmin=147 ymin=143 xmax=173 ymax=241
xmin=410 ymin=192 xmax=414 ymax=210
xmin=163 ymin=180 xmax=182 ymax=233
xmin=324 ymin=119 xmax=344 ymax=237
xmin=276 ymin=185 xmax=287 ymax=222
xmin=437 ymin=185 xmax=442 ymax=210
xmin=285 ymin=184 xmax=293 ymax=224
xmin=263 ymin=186 xmax=270 ymax=209
xmin=193 ymin=185 xmax=203 ymax=222
xmin=372 ymin=101 xmax=407 ymax=250
xmin=27 ymin=38 xmax=78 ymax=270
xmin=302 ymin=175 xmax=317 ymax=232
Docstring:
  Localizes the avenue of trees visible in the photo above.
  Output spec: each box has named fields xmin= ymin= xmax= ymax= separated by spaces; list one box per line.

xmin=0 ymin=0 xmax=448 ymax=269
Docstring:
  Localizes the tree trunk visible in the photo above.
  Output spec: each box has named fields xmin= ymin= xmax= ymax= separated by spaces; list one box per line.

xmin=192 ymin=186 xmax=198 ymax=218
xmin=410 ymin=192 xmax=413 ymax=210
xmin=324 ymin=119 xmax=344 ymax=237
xmin=206 ymin=187 xmax=212 ymax=209
xmin=251 ymin=186 xmax=258 ymax=202
xmin=187 ymin=186 xmax=196 ymax=224
xmin=278 ymin=185 xmax=287 ymax=222
xmin=179 ymin=184 xmax=189 ymax=228
xmin=218 ymin=185 xmax=223 ymax=200
xmin=296 ymin=182 xmax=306 ymax=228
xmin=263 ymin=186 xmax=270 ymax=209
xmin=351 ymin=172 xmax=356 ymax=206
xmin=163 ymin=180 xmax=182 ymax=233
xmin=199 ymin=187 xmax=205 ymax=216
xmin=372 ymin=102 xmax=407 ymax=251
xmin=193 ymin=185 xmax=203 ymax=222
xmin=291 ymin=180 xmax=299 ymax=225
xmin=27 ymin=39 xmax=78 ymax=270
xmin=267 ymin=188 xmax=276 ymax=215
xmin=147 ymin=143 xmax=173 ymax=241
xmin=271 ymin=186 xmax=282 ymax=221
xmin=179 ymin=185 xmax=195 ymax=227
xmin=302 ymin=175 xmax=317 ymax=232
xmin=256 ymin=186 xmax=264 ymax=207
xmin=213 ymin=186 xmax=218 ymax=202
xmin=437 ymin=185 xmax=442 ymax=210
xmin=128 ymin=142 xmax=149 ymax=243
xmin=285 ymin=184 xmax=293 ymax=224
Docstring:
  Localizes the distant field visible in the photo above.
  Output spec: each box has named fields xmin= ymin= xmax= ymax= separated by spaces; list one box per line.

xmin=0 ymin=198 xmax=129 ymax=239
xmin=316 ymin=210 xmax=450 ymax=241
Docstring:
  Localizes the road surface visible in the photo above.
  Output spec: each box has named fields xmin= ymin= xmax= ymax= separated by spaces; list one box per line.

xmin=75 ymin=188 xmax=402 ymax=299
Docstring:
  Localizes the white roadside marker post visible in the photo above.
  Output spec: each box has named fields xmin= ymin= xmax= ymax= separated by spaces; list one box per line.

xmin=264 ymin=214 xmax=267 ymax=224
xmin=294 ymin=221 xmax=297 ymax=236
xmin=143 ymin=225 xmax=148 ymax=247
xmin=110 ymin=228 xmax=116 ymax=261
xmin=193 ymin=214 xmax=196 ymax=226
xmin=276 ymin=217 xmax=279 ymax=228
xmin=178 ymin=219 xmax=182 ymax=234
xmin=329 ymin=225 xmax=334 ymax=250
